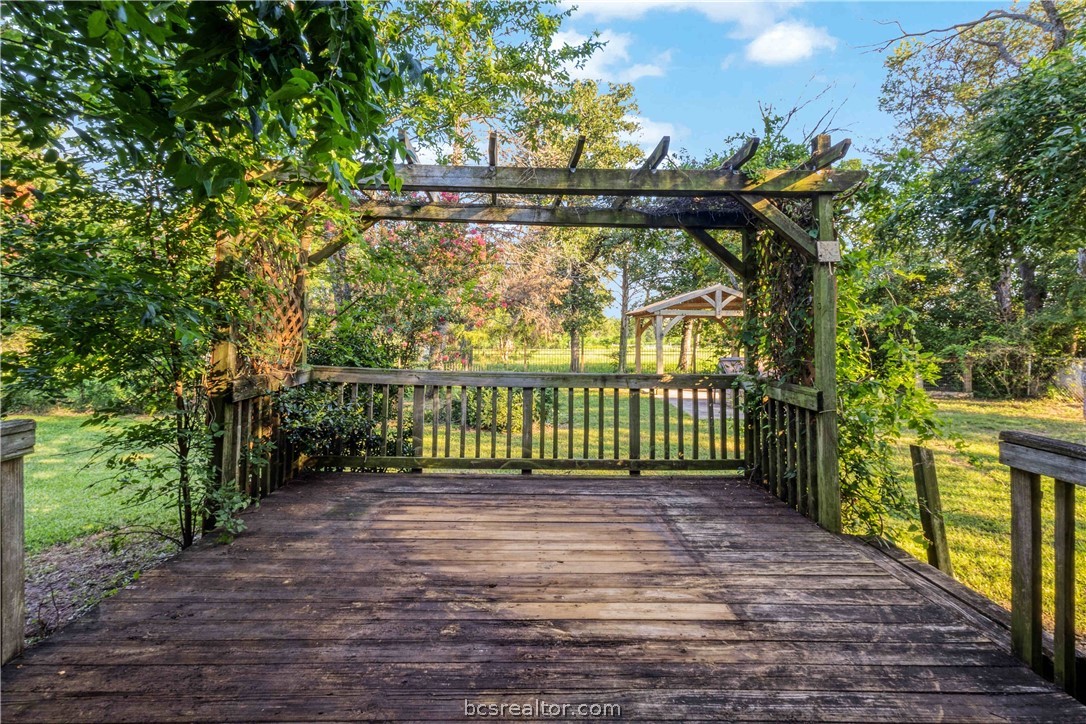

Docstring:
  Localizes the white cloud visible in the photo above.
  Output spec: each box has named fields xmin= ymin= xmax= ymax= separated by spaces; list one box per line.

xmin=744 ymin=21 xmax=837 ymax=66
xmin=554 ymin=29 xmax=672 ymax=83
xmin=564 ymin=1 xmax=797 ymax=35
xmin=620 ymin=113 xmax=690 ymax=151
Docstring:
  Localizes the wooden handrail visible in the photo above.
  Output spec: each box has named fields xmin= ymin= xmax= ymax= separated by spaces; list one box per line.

xmin=2 ymin=419 xmax=35 ymax=665
xmin=309 ymin=366 xmax=739 ymax=390
xmin=999 ymin=430 xmax=1086 ymax=696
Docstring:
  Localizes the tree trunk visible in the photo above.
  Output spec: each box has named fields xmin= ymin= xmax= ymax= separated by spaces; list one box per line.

xmin=678 ymin=319 xmax=694 ymax=372
xmin=617 ymin=253 xmax=631 ymax=372
xmin=569 ymin=328 xmax=582 ymax=372
xmin=1018 ymin=259 xmax=1044 ymax=316
xmin=994 ymin=265 xmax=1014 ymax=321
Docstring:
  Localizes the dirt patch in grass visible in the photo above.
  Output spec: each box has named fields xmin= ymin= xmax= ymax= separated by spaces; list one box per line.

xmin=24 ymin=532 xmax=177 ymax=645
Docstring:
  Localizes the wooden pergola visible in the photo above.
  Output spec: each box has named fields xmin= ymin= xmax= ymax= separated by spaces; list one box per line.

xmin=628 ymin=283 xmax=743 ymax=374
xmin=214 ymin=131 xmax=864 ymax=533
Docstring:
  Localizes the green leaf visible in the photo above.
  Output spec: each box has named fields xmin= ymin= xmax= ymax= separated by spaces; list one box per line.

xmin=87 ymin=10 xmax=109 ymax=38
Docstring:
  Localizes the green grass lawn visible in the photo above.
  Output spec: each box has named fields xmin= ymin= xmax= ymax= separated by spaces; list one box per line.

xmin=887 ymin=398 xmax=1086 ymax=637
xmin=20 ymin=413 xmax=174 ymax=553
xmin=467 ymin=346 xmax=722 ymax=373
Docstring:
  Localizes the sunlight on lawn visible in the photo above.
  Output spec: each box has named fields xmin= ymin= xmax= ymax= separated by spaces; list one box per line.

xmin=889 ymin=398 xmax=1086 ymax=638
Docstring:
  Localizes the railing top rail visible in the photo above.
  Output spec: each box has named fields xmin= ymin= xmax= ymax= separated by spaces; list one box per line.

xmin=0 ymin=418 xmax=36 ymax=461
xmin=308 ymin=365 xmax=740 ymax=390
xmin=999 ymin=431 xmax=1086 ymax=461
xmin=999 ymin=430 xmax=1086 ymax=486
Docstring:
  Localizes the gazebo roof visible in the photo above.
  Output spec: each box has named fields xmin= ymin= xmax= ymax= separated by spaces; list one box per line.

xmin=628 ymin=283 xmax=743 ymax=319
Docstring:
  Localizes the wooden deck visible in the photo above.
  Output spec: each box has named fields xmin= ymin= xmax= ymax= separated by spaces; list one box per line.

xmin=2 ymin=473 xmax=1083 ymax=722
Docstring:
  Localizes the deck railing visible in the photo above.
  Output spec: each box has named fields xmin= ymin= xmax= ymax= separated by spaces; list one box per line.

xmin=213 ymin=367 xmax=841 ymax=531
xmin=1000 ymin=430 xmax=1086 ymax=696
xmin=2 ymin=419 xmax=35 ymax=665
xmin=748 ymin=381 xmax=824 ymax=521
xmin=214 ymin=374 xmax=305 ymax=509
xmin=305 ymin=366 xmax=745 ymax=473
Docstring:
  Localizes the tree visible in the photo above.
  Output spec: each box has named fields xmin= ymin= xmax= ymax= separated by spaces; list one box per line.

xmin=520 ymin=80 xmax=642 ymax=370
xmin=874 ymin=9 xmax=1086 ymax=394
xmin=878 ymin=0 xmax=1083 ymax=164
xmin=379 ymin=1 xmax=594 ymax=162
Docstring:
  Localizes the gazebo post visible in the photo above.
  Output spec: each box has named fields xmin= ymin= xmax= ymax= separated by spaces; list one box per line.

xmin=634 ymin=319 xmax=643 ymax=373
xmin=654 ymin=315 xmax=665 ymax=375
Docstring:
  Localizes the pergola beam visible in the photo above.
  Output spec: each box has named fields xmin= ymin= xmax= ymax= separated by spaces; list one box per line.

xmin=552 ymin=134 xmax=587 ymax=209
xmin=369 ymin=165 xmax=866 ymax=198
xmin=682 ymin=227 xmax=748 ymax=279
xmin=613 ymin=136 xmax=669 ymax=211
xmin=732 ymin=194 xmax=828 ymax=261
xmin=802 ymin=138 xmax=851 ymax=171
xmin=487 ymin=130 xmax=499 ymax=205
xmin=355 ymin=202 xmax=751 ymax=230
xmin=719 ymin=137 xmax=761 ymax=171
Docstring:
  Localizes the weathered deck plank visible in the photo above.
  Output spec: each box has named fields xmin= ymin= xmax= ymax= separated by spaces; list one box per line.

xmin=2 ymin=473 xmax=1083 ymax=722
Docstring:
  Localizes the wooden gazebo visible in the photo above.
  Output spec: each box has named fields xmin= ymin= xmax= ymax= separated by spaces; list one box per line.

xmin=628 ymin=283 xmax=743 ymax=374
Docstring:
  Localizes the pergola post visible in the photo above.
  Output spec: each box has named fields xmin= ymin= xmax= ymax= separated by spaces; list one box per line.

xmin=812 ymin=174 xmax=841 ymax=532
xmin=741 ymin=229 xmax=758 ymax=478
xmin=654 ymin=315 xmax=665 ymax=375
xmin=207 ymin=233 xmax=239 ymax=531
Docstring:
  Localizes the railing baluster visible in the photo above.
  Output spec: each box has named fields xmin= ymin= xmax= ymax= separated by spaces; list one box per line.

xmin=539 ymin=387 xmax=547 ymax=459
xmin=521 ymin=387 xmax=534 ymax=474
xmin=1054 ymin=478 xmax=1076 ymax=694
xmin=767 ymin=400 xmax=777 ymax=497
xmin=396 ymin=386 xmax=405 ymax=457
xmin=431 ymin=385 xmax=439 ymax=457
xmin=443 ymin=385 xmax=452 ymax=458
xmin=692 ymin=387 xmax=700 ymax=460
xmin=629 ymin=388 xmax=640 ymax=475
xmin=663 ymin=389 xmax=670 ymax=459
xmin=567 ymin=388 xmax=574 ymax=460
xmin=807 ymin=409 xmax=818 ymax=520
xmin=381 ymin=384 xmax=390 ymax=456
xmin=491 ymin=386 xmax=498 ymax=458
xmin=796 ymin=407 xmax=807 ymax=515
xmin=351 ymin=383 xmax=359 ymax=403
xmin=238 ymin=398 xmax=250 ymax=496
xmin=552 ymin=387 xmax=559 ymax=459
xmin=786 ymin=403 xmax=797 ymax=509
xmin=365 ymin=383 xmax=373 ymax=418
xmin=475 ymin=386 xmax=482 ymax=458
xmin=505 ymin=388 xmax=513 ymax=457
xmin=480 ymin=388 xmax=488 ymax=455
xmin=598 ymin=388 xmax=605 ymax=460
xmin=677 ymin=389 xmax=685 ymax=460
xmin=707 ymin=387 xmax=716 ymax=461
xmin=582 ymin=388 xmax=590 ymax=459
xmin=411 ymin=385 xmax=424 ymax=472
xmin=459 ymin=385 xmax=467 ymax=458
xmin=733 ymin=387 xmax=741 ymax=459
xmin=649 ymin=389 xmax=656 ymax=460
xmin=612 ymin=388 xmax=619 ymax=460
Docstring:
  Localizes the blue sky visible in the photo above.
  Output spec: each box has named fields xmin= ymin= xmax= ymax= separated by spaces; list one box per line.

xmin=558 ymin=1 xmax=1002 ymax=161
